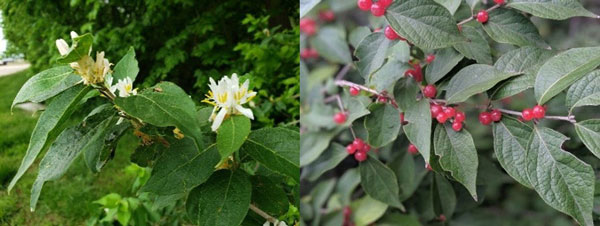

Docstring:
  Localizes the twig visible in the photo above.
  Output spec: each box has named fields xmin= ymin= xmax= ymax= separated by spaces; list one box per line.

xmin=335 ymin=64 xmax=353 ymax=81
xmin=250 ymin=204 xmax=278 ymax=223
xmin=334 ymin=80 xmax=379 ymax=95
xmin=457 ymin=4 xmax=502 ymax=26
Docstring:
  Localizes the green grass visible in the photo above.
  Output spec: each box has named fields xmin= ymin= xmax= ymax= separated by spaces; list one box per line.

xmin=0 ymin=70 xmax=140 ymax=225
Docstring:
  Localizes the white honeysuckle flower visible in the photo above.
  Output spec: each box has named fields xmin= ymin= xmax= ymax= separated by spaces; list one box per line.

xmin=262 ymin=220 xmax=287 ymax=226
xmin=55 ymin=39 xmax=70 ymax=56
xmin=70 ymin=31 xmax=79 ymax=39
xmin=55 ymin=31 xmax=110 ymax=85
xmin=202 ymin=73 xmax=257 ymax=131
xmin=112 ymin=77 xmax=137 ymax=97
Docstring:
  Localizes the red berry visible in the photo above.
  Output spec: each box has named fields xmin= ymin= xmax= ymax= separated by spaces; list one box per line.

xmin=423 ymin=85 xmax=437 ymax=98
xmin=425 ymin=163 xmax=432 ymax=171
xmin=353 ymin=138 xmax=365 ymax=149
xmin=334 ymin=112 xmax=347 ymax=124
xmin=443 ymin=107 xmax=456 ymax=118
xmin=522 ymin=108 xmax=534 ymax=121
xmin=532 ymin=105 xmax=546 ymax=119
xmin=384 ymin=25 xmax=400 ymax=40
xmin=404 ymin=69 xmax=415 ymax=78
xmin=354 ymin=151 xmax=368 ymax=162
xmin=308 ymin=49 xmax=319 ymax=58
xmin=493 ymin=0 xmax=505 ymax=4
xmin=343 ymin=206 xmax=352 ymax=217
xmin=455 ymin=111 xmax=466 ymax=123
xmin=357 ymin=0 xmax=372 ymax=11
xmin=430 ymin=104 xmax=443 ymax=118
xmin=300 ymin=18 xmax=317 ymax=36
xmin=479 ymin=112 xmax=492 ymax=125
xmin=319 ymin=10 xmax=335 ymax=22
xmin=363 ymin=143 xmax=372 ymax=152
xmin=379 ymin=0 xmax=393 ymax=8
xmin=412 ymin=63 xmax=423 ymax=82
xmin=370 ymin=2 xmax=386 ymax=17
xmin=490 ymin=109 xmax=502 ymax=122
xmin=452 ymin=121 xmax=463 ymax=131
xmin=426 ymin=54 xmax=435 ymax=63
xmin=436 ymin=112 xmax=448 ymax=123
xmin=346 ymin=144 xmax=357 ymax=155
xmin=300 ymin=49 xmax=311 ymax=59
xmin=439 ymin=214 xmax=447 ymax=222
xmin=408 ymin=144 xmax=418 ymax=155
xmin=477 ymin=10 xmax=489 ymax=23
xmin=377 ymin=95 xmax=387 ymax=103
xmin=349 ymin=86 xmax=360 ymax=96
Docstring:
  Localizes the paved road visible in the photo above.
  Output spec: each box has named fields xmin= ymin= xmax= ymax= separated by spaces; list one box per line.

xmin=0 ymin=63 xmax=30 ymax=76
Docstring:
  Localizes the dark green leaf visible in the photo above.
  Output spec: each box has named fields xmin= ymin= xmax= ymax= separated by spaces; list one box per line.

xmin=350 ymin=195 xmax=388 ymax=225
xmin=111 ymin=47 xmax=139 ymax=83
xmin=369 ymin=60 xmax=412 ymax=92
xmin=492 ymin=116 xmax=533 ymax=188
xmin=242 ymin=127 xmax=299 ymax=181
xmin=359 ymin=157 xmax=405 ymax=210
xmin=527 ymin=126 xmax=594 ymax=226
xmin=12 ymin=66 xmax=81 ymax=110
xmin=433 ymin=174 xmax=456 ymax=217
xmin=445 ymin=64 xmax=518 ymax=104
xmin=250 ymin=176 xmax=289 ymax=216
xmin=574 ymin=119 xmax=600 ymax=160
xmin=566 ymin=70 xmax=600 ymax=111
xmin=349 ymin=26 xmax=372 ymax=48
xmin=452 ymin=25 xmax=492 ymax=65
xmin=403 ymin=96 xmax=432 ymax=161
xmin=508 ymin=0 xmax=598 ymax=20
xmin=433 ymin=123 xmax=478 ymax=201
xmin=535 ymin=47 xmax=600 ymax=104
xmin=385 ymin=0 xmax=463 ymax=49
xmin=217 ymin=116 xmax=251 ymax=159
xmin=186 ymin=170 xmax=252 ymax=226
xmin=56 ymin=33 xmax=93 ymax=63
xmin=81 ymin=105 xmax=130 ymax=172
xmin=365 ymin=104 xmax=401 ymax=148
xmin=310 ymin=26 xmax=352 ymax=64
xmin=425 ymin=48 xmax=464 ymax=83
xmin=141 ymin=138 xmax=220 ymax=195
xmin=482 ymin=8 xmax=548 ymax=48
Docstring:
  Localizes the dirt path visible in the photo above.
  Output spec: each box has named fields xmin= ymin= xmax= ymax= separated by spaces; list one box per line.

xmin=0 ymin=63 xmax=30 ymax=76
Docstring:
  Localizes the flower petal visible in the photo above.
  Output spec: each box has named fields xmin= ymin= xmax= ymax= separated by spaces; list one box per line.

xmin=211 ymin=107 xmax=228 ymax=131
xmin=55 ymin=39 xmax=70 ymax=56
xmin=235 ymin=105 xmax=254 ymax=120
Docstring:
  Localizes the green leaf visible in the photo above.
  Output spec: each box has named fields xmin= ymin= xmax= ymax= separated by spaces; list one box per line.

xmin=217 ymin=116 xmax=251 ymax=160
xmin=242 ymin=127 xmax=299 ymax=181
xmin=302 ymin=143 xmax=348 ymax=181
xmin=300 ymin=129 xmax=339 ymax=166
xmin=310 ymin=179 xmax=336 ymax=225
xmin=445 ymin=64 xmax=518 ymax=104
xmin=492 ymin=46 xmax=555 ymax=100
xmin=566 ymin=70 xmax=600 ymax=111
xmin=111 ymin=47 xmax=139 ymax=83
xmin=433 ymin=174 xmax=456 ymax=217
xmin=359 ymin=157 xmax=405 ymax=210
xmin=482 ymin=8 xmax=548 ymax=48
xmin=336 ymin=168 xmax=361 ymax=205
xmin=300 ymin=0 xmax=321 ymax=18
xmin=369 ymin=60 xmax=411 ymax=92
xmin=465 ymin=0 xmax=480 ymax=10
xmin=492 ymin=116 xmax=533 ymax=188
xmin=349 ymin=26 xmax=372 ymax=48
xmin=12 ymin=66 xmax=82 ymax=110
xmin=81 ymin=105 xmax=129 ymax=173
xmin=341 ymin=91 xmax=371 ymax=127
xmin=527 ymin=126 xmax=594 ymax=226
xmin=141 ymin=138 xmax=219 ymax=195
xmin=130 ymin=144 xmax=161 ymax=167
xmin=385 ymin=0 xmax=463 ymax=49
xmin=379 ymin=213 xmax=422 ymax=226
xmin=394 ymin=78 xmax=419 ymax=112
xmin=433 ymin=123 xmax=478 ymax=201
xmin=57 ymin=33 xmax=93 ymax=64
xmin=425 ymin=48 xmax=464 ymax=83
xmin=8 ymin=84 xmax=90 ymax=193
xmin=310 ymin=26 xmax=352 ymax=64
xmin=433 ymin=0 xmax=461 ymax=15
xmin=355 ymin=32 xmax=395 ymax=79
xmin=452 ymin=25 xmax=492 ymax=65
xmin=535 ymin=47 xmax=600 ymax=104
xmin=574 ymin=119 xmax=600 ymax=160
xmin=403 ymin=95 xmax=431 ymax=161
xmin=390 ymin=150 xmax=427 ymax=201
xmin=350 ymin=195 xmax=388 ymax=226
xmin=114 ymin=82 xmax=204 ymax=148
xmin=508 ymin=0 xmax=598 ymax=20
xmin=250 ymin=176 xmax=289 ymax=216
xmin=186 ymin=170 xmax=252 ymax=226
xmin=365 ymin=104 xmax=401 ymax=148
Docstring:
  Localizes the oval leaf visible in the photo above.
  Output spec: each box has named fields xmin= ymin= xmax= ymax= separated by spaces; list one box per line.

xmin=452 ymin=25 xmax=492 ymax=65
xmin=433 ymin=123 xmax=478 ymax=201
xmin=350 ymin=195 xmax=388 ymax=226
xmin=535 ymin=47 xmax=600 ymax=104
xmin=445 ymin=64 xmax=518 ymax=104
xmin=217 ymin=115 xmax=251 ymax=159
xmin=425 ymin=48 xmax=464 ymax=84
xmin=242 ymin=127 xmax=299 ymax=181
xmin=365 ymin=104 xmax=401 ymax=148
xmin=355 ymin=32 xmax=395 ymax=79
xmin=508 ymin=0 xmax=598 ymax=20
xmin=385 ymin=0 xmax=463 ymax=49
xmin=12 ymin=66 xmax=82 ymax=110
xmin=186 ymin=170 xmax=251 ymax=226
xmin=574 ymin=119 xmax=600 ymax=160
xmin=359 ymin=157 xmax=404 ymax=210
xmin=492 ymin=116 xmax=533 ymax=188
xmin=402 ymin=95 xmax=432 ymax=161
xmin=482 ymin=8 xmax=548 ymax=48
xmin=527 ymin=126 xmax=594 ymax=226
xmin=566 ymin=70 xmax=600 ymax=111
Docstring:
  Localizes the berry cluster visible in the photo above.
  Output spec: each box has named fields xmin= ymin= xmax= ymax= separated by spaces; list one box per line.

xmin=342 ymin=206 xmax=355 ymax=226
xmin=357 ymin=0 xmax=393 ymax=17
xmin=334 ymin=112 xmax=348 ymax=124
xmin=384 ymin=25 xmax=405 ymax=40
xmin=300 ymin=48 xmax=319 ymax=59
xmin=522 ymin=105 xmax=546 ymax=121
xmin=431 ymin=103 xmax=466 ymax=131
xmin=408 ymin=143 xmax=418 ymax=155
xmin=478 ymin=109 xmax=502 ymax=125
xmin=346 ymin=138 xmax=371 ymax=162
xmin=404 ymin=61 xmax=423 ymax=82
xmin=300 ymin=18 xmax=317 ymax=36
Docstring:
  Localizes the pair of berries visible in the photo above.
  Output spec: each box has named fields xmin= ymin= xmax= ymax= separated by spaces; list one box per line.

xmin=346 ymin=138 xmax=371 ymax=162
xmin=431 ymin=104 xmax=466 ymax=131
xmin=478 ymin=109 xmax=502 ymax=125
xmin=300 ymin=18 xmax=317 ymax=36
xmin=404 ymin=61 xmax=423 ymax=82
xmin=300 ymin=48 xmax=319 ymax=59
xmin=319 ymin=10 xmax=335 ymax=22
xmin=342 ymin=206 xmax=354 ymax=226
xmin=384 ymin=25 xmax=405 ymax=40
xmin=334 ymin=112 xmax=348 ymax=124
xmin=522 ymin=105 xmax=546 ymax=121
xmin=408 ymin=144 xmax=418 ymax=155
xmin=357 ymin=0 xmax=393 ymax=17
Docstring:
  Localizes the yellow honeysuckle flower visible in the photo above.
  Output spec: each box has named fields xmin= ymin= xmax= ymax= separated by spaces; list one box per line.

xmin=203 ymin=73 xmax=256 ymax=131
xmin=55 ymin=31 xmax=111 ymax=85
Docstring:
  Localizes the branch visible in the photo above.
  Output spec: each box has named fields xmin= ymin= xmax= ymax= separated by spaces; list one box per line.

xmin=250 ymin=204 xmax=278 ymax=223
